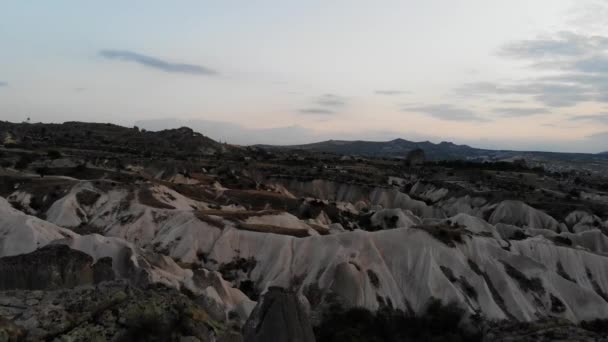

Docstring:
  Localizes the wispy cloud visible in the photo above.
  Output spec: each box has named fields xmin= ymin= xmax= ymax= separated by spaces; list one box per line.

xmin=0 ymin=81 xmax=7 ymax=87
xmin=99 ymin=49 xmax=218 ymax=76
xmin=375 ymin=90 xmax=409 ymax=95
xmin=493 ymin=107 xmax=550 ymax=117
xmin=315 ymin=94 xmax=346 ymax=107
xmin=299 ymin=108 xmax=335 ymax=115
xmin=569 ymin=113 xmax=608 ymax=124
xmin=403 ymin=104 xmax=488 ymax=122
xmin=499 ymin=32 xmax=608 ymax=59
xmin=457 ymin=81 xmax=592 ymax=107
xmin=458 ymin=31 xmax=608 ymax=108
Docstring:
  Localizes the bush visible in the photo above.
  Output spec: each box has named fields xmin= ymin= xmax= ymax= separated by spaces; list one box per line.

xmin=314 ymin=299 xmax=481 ymax=342
xmin=14 ymin=154 xmax=33 ymax=170
xmin=581 ymin=319 xmax=608 ymax=334
xmin=47 ymin=150 xmax=62 ymax=159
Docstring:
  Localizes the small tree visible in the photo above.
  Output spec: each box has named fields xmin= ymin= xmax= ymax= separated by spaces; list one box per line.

xmin=47 ymin=150 xmax=62 ymax=160
xmin=35 ymin=166 xmax=48 ymax=178
xmin=14 ymin=154 xmax=33 ymax=170
xmin=405 ymin=148 xmax=425 ymax=167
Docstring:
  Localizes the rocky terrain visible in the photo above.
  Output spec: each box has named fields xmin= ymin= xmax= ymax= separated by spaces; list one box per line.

xmin=1 ymin=121 xmax=608 ymax=341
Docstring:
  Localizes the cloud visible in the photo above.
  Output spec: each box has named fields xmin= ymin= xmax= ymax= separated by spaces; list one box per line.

xmin=403 ymin=104 xmax=488 ymax=122
xmin=99 ymin=49 xmax=218 ymax=76
xmin=0 ymin=81 xmax=7 ymax=87
xmin=499 ymin=32 xmax=608 ymax=59
xmin=457 ymin=81 xmax=592 ymax=107
xmin=569 ymin=113 xmax=608 ymax=124
xmin=375 ymin=90 xmax=409 ymax=95
xmin=571 ymin=55 xmax=608 ymax=73
xmin=587 ymin=130 xmax=608 ymax=140
xmin=299 ymin=108 xmax=335 ymax=115
xmin=493 ymin=107 xmax=550 ymax=117
xmin=315 ymin=94 xmax=346 ymax=107
xmin=458 ymin=31 xmax=608 ymax=108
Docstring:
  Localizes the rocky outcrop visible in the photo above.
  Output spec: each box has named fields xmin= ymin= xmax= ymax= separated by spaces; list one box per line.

xmin=489 ymin=200 xmax=561 ymax=231
xmin=0 ymin=197 xmax=76 ymax=258
xmin=0 ymin=244 xmax=114 ymax=290
xmin=243 ymin=287 xmax=315 ymax=342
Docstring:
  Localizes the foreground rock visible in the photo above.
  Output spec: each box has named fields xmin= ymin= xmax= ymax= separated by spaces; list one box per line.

xmin=243 ymin=287 xmax=315 ymax=342
xmin=0 ymin=281 xmax=242 ymax=342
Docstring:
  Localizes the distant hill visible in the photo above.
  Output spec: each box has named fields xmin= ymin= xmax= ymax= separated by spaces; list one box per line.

xmin=0 ymin=121 xmax=224 ymax=157
xmin=261 ymin=138 xmax=608 ymax=162
xmin=261 ymin=138 xmax=496 ymax=160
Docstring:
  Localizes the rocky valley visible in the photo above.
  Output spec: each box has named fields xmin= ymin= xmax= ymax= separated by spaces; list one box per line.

xmin=1 ymin=121 xmax=608 ymax=341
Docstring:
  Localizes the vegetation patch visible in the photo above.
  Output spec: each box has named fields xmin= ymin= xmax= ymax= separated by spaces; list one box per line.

xmin=556 ymin=261 xmax=576 ymax=283
xmin=510 ymin=230 xmax=528 ymax=240
xmin=413 ymin=223 xmax=466 ymax=247
xmin=314 ymin=299 xmax=482 ymax=342
xmin=550 ymin=294 xmax=566 ymax=313
xmin=502 ymin=261 xmax=545 ymax=295
xmin=76 ymin=189 xmax=101 ymax=207
xmin=586 ymin=267 xmax=608 ymax=302
xmin=367 ymin=269 xmax=380 ymax=288
xmin=580 ymin=319 xmax=608 ymax=334
xmin=553 ymin=235 xmax=573 ymax=247
xmin=459 ymin=276 xmax=478 ymax=300
xmin=238 ymin=280 xmax=259 ymax=301
xmin=440 ymin=266 xmax=457 ymax=282
xmin=467 ymin=259 xmax=482 ymax=276
xmin=467 ymin=259 xmax=515 ymax=320
xmin=218 ymin=256 xmax=257 ymax=282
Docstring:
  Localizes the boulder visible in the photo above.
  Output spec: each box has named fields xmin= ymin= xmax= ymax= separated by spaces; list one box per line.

xmin=243 ymin=287 xmax=315 ymax=342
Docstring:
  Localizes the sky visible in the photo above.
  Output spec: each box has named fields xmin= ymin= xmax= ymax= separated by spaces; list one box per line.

xmin=2 ymin=1 xmax=608 ymax=152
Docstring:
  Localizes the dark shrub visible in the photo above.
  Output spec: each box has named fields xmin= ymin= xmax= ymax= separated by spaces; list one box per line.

xmin=510 ymin=230 xmax=527 ymax=240
xmin=553 ymin=236 xmax=572 ymax=246
xmin=556 ymin=262 xmax=575 ymax=283
xmin=14 ymin=154 xmax=33 ymax=170
xmin=550 ymin=294 xmax=566 ymax=313
xmin=314 ymin=299 xmax=481 ymax=342
xmin=502 ymin=262 xmax=545 ymax=295
xmin=581 ymin=319 xmax=608 ymax=334
xmin=367 ymin=269 xmax=380 ymax=288
xmin=238 ymin=280 xmax=259 ymax=301
xmin=47 ymin=150 xmax=62 ymax=159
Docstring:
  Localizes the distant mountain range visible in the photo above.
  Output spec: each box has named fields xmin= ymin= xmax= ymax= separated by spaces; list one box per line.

xmin=261 ymin=138 xmax=608 ymax=162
